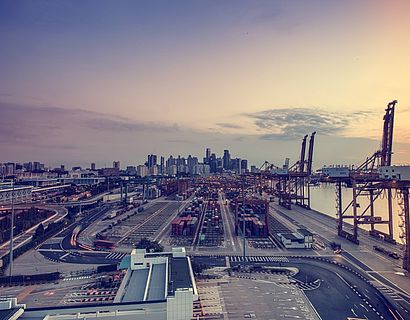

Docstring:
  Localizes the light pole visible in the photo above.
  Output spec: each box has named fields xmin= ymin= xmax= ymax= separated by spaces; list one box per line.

xmin=242 ymin=175 xmax=246 ymax=268
xmin=9 ymin=179 xmax=15 ymax=281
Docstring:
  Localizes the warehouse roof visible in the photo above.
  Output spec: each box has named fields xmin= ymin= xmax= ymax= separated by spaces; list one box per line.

xmin=121 ymin=268 xmax=150 ymax=303
xmin=169 ymin=257 xmax=192 ymax=293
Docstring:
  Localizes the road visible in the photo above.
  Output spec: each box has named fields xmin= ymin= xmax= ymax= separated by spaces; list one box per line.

xmin=219 ymin=192 xmax=242 ymax=253
xmin=38 ymin=198 xmax=188 ymax=265
xmin=268 ymin=200 xmax=410 ymax=296
xmin=197 ymin=254 xmax=405 ymax=320
xmin=0 ymin=204 xmax=67 ymax=259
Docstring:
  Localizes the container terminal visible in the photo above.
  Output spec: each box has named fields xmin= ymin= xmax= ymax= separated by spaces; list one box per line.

xmin=0 ymin=101 xmax=409 ymax=320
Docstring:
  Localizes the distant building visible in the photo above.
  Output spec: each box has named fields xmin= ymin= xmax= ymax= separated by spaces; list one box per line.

xmin=223 ymin=150 xmax=230 ymax=170
xmin=204 ymin=148 xmax=211 ymax=164
xmin=250 ymin=165 xmax=259 ymax=174
xmin=0 ymin=163 xmax=15 ymax=176
xmin=187 ymin=155 xmax=198 ymax=175
xmin=240 ymin=159 xmax=248 ymax=173
xmin=231 ymin=158 xmax=241 ymax=174
xmin=137 ymin=165 xmax=149 ymax=178
xmin=101 ymin=167 xmax=120 ymax=177
xmin=113 ymin=161 xmax=121 ymax=170
xmin=193 ymin=164 xmax=210 ymax=176
xmin=125 ymin=166 xmax=137 ymax=175
xmin=91 ymin=163 xmax=96 ymax=170
xmin=160 ymin=156 xmax=165 ymax=174
xmin=147 ymin=154 xmax=157 ymax=168
xmin=149 ymin=165 xmax=159 ymax=176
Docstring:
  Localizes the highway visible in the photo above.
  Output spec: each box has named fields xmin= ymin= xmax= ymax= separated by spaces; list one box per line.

xmin=38 ymin=198 xmax=188 ymax=265
xmin=38 ymin=205 xmax=114 ymax=264
xmin=0 ymin=204 xmax=67 ymax=259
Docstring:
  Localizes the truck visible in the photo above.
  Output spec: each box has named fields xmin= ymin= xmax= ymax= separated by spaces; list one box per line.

xmin=330 ymin=242 xmax=342 ymax=254
xmin=94 ymin=240 xmax=115 ymax=250
xmin=373 ymin=245 xmax=400 ymax=259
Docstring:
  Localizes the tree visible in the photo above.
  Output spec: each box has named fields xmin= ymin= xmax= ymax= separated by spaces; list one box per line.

xmin=33 ymin=223 xmax=45 ymax=239
xmin=135 ymin=238 xmax=164 ymax=252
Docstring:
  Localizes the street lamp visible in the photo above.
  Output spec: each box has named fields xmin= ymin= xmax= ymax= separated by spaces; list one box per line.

xmin=242 ymin=175 xmax=246 ymax=268
xmin=9 ymin=178 xmax=15 ymax=282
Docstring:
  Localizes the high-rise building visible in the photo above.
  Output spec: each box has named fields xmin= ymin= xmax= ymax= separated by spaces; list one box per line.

xmin=231 ymin=158 xmax=242 ymax=174
xmin=149 ymin=165 xmax=159 ymax=176
xmin=160 ymin=156 xmax=165 ymax=174
xmin=166 ymin=155 xmax=175 ymax=169
xmin=113 ymin=161 xmax=120 ymax=169
xmin=147 ymin=154 xmax=157 ymax=168
xmin=0 ymin=163 xmax=15 ymax=176
xmin=91 ymin=163 xmax=96 ymax=170
xmin=209 ymin=153 xmax=217 ymax=173
xmin=137 ymin=165 xmax=148 ymax=177
xmin=187 ymin=155 xmax=198 ymax=174
xmin=223 ymin=150 xmax=231 ymax=170
xmin=168 ymin=164 xmax=177 ymax=175
xmin=204 ymin=148 xmax=211 ymax=164
xmin=241 ymin=159 xmax=248 ymax=173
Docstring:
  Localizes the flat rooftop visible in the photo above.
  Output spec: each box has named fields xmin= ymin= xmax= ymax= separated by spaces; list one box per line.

xmin=0 ymin=308 xmax=22 ymax=320
xmin=169 ymin=257 xmax=192 ymax=293
xmin=122 ymin=268 xmax=150 ymax=303
xmin=147 ymin=263 xmax=166 ymax=301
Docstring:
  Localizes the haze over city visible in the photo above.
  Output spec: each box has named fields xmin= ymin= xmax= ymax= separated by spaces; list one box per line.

xmin=1 ymin=0 xmax=410 ymax=168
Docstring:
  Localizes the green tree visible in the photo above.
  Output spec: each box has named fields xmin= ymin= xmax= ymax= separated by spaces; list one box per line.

xmin=34 ymin=223 xmax=45 ymax=239
xmin=135 ymin=238 xmax=164 ymax=252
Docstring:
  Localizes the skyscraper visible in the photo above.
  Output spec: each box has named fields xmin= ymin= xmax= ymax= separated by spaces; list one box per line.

xmin=147 ymin=154 xmax=157 ymax=168
xmin=205 ymin=148 xmax=211 ymax=164
xmin=240 ymin=159 xmax=248 ymax=173
xmin=223 ymin=150 xmax=231 ymax=170
xmin=160 ymin=156 xmax=165 ymax=174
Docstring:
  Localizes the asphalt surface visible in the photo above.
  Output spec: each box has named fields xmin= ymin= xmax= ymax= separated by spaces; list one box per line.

xmin=38 ymin=205 xmax=117 ymax=265
xmin=200 ymin=255 xmax=406 ymax=320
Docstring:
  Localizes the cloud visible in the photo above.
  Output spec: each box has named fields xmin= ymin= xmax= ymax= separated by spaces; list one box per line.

xmin=245 ymin=107 xmax=372 ymax=140
xmin=216 ymin=122 xmax=243 ymax=129
xmin=0 ymin=102 xmax=179 ymax=145
xmin=166 ymin=139 xmax=194 ymax=144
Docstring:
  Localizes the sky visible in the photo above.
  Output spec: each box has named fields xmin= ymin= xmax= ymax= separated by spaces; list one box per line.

xmin=1 ymin=0 xmax=409 ymax=169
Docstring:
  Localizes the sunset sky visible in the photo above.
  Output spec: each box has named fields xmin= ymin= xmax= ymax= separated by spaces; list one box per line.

xmin=1 ymin=0 xmax=409 ymax=168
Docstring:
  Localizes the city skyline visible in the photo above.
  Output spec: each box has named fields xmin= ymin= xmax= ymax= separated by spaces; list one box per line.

xmin=1 ymin=1 xmax=410 ymax=167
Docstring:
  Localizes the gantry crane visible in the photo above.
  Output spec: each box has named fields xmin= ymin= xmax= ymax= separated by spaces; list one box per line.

xmin=275 ymin=132 xmax=316 ymax=209
xmin=321 ymin=100 xmax=410 ymax=270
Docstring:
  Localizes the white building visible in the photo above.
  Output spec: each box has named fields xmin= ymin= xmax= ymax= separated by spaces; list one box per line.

xmin=137 ymin=165 xmax=149 ymax=177
xmin=278 ymin=229 xmax=313 ymax=249
xmin=149 ymin=165 xmax=159 ymax=176
xmin=322 ymin=166 xmax=350 ymax=178
xmin=1 ymin=248 xmax=197 ymax=320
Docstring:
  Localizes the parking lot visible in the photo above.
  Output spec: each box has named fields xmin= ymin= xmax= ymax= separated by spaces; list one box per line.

xmin=220 ymin=275 xmax=319 ymax=319
xmin=247 ymin=238 xmax=276 ymax=250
